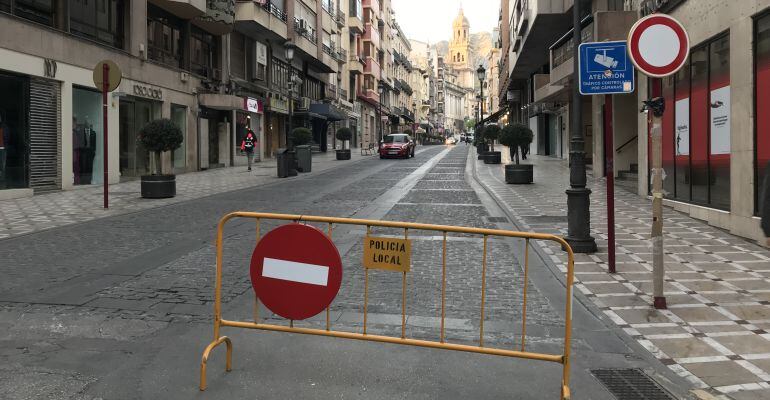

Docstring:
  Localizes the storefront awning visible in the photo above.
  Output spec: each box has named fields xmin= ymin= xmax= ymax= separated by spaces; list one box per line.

xmin=309 ymin=103 xmax=346 ymax=122
xmin=199 ymin=93 xmax=243 ymax=110
xmin=479 ymin=107 xmax=508 ymax=125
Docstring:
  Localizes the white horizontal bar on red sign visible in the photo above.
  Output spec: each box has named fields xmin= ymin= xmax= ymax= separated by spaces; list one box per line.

xmin=262 ymin=258 xmax=329 ymax=286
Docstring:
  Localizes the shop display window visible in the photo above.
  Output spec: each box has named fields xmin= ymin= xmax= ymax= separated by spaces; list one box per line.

xmin=171 ymin=104 xmax=186 ymax=169
xmin=0 ymin=73 xmax=28 ymax=190
xmin=72 ymin=87 xmax=104 ymax=185
xmin=755 ymin=13 xmax=770 ymax=214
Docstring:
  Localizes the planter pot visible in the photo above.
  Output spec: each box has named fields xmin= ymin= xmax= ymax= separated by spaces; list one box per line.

xmin=484 ymin=151 xmax=501 ymax=164
xmin=336 ymin=149 xmax=351 ymax=160
xmin=295 ymin=145 xmax=312 ymax=173
xmin=476 ymin=143 xmax=489 ymax=154
xmin=141 ymin=174 xmax=176 ymax=198
xmin=505 ymin=164 xmax=533 ymax=184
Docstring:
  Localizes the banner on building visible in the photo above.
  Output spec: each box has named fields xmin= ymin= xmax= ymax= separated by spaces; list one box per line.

xmin=675 ymin=98 xmax=689 ymax=156
xmin=710 ymin=86 xmax=730 ymax=155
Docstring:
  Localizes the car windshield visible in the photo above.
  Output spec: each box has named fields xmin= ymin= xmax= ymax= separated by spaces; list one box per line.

xmin=383 ymin=135 xmax=407 ymax=143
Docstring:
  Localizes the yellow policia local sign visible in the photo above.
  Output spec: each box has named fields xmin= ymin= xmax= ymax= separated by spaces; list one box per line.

xmin=363 ymin=236 xmax=411 ymax=272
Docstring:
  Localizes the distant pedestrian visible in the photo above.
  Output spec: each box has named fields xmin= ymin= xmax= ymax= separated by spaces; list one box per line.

xmin=761 ymin=162 xmax=770 ymax=246
xmin=241 ymin=129 xmax=256 ymax=171
xmin=520 ymin=143 xmax=529 ymax=160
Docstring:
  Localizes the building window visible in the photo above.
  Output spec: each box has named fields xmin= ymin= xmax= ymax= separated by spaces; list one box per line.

xmin=147 ymin=4 xmax=183 ymax=68
xmin=69 ymin=0 xmax=126 ymax=48
xmin=654 ymin=32 xmax=730 ymax=211
xmin=5 ymin=0 xmax=57 ymax=27
xmin=191 ymin=26 xmax=218 ymax=78
xmin=230 ymin=31 xmax=246 ymax=79
xmin=756 ymin=13 xmax=770 ymax=214
xmin=271 ymin=58 xmax=289 ymax=90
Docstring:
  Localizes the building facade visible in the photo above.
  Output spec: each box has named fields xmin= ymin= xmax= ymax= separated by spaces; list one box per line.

xmin=494 ymin=0 xmax=770 ymax=244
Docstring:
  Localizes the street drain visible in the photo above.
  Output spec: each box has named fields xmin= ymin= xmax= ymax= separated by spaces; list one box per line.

xmin=524 ymin=215 xmax=567 ymax=223
xmin=591 ymin=369 xmax=674 ymax=400
xmin=485 ymin=216 xmax=508 ymax=223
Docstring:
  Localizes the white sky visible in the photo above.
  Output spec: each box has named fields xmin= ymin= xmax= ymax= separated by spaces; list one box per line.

xmin=390 ymin=0 xmax=498 ymax=44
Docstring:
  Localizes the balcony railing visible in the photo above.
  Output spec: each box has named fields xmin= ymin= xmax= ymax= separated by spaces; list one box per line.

xmin=323 ymin=43 xmax=334 ymax=56
xmin=339 ymin=88 xmax=348 ymax=99
xmin=335 ymin=47 xmax=348 ymax=62
xmin=294 ymin=18 xmax=317 ymax=43
xmin=261 ymin=1 xmax=287 ymax=22
xmin=364 ymin=56 xmax=381 ymax=80
xmin=358 ymin=88 xmax=380 ymax=104
xmin=335 ymin=10 xmax=346 ymax=26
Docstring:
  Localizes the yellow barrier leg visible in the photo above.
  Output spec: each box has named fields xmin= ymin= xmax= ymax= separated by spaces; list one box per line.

xmin=199 ymin=336 xmax=233 ymax=391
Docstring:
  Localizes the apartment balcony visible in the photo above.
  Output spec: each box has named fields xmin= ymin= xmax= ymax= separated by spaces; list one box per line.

xmin=358 ymin=88 xmax=380 ymax=105
xmin=325 ymin=83 xmax=338 ymax=100
xmin=335 ymin=47 xmax=348 ymax=62
xmin=507 ymin=0 xmax=571 ymax=80
xmin=364 ymin=56 xmax=381 ymax=80
xmin=151 ymin=0 xmax=206 ymax=19
xmin=349 ymin=53 xmax=364 ymax=74
xmin=363 ymin=22 xmax=380 ymax=49
xmin=347 ymin=13 xmax=364 ymax=34
xmin=194 ymin=0 xmax=236 ymax=35
xmin=235 ymin=0 xmax=288 ymax=41
xmin=335 ymin=10 xmax=346 ymax=27
xmin=294 ymin=18 xmax=317 ymax=43
xmin=363 ymin=0 xmax=380 ymax=19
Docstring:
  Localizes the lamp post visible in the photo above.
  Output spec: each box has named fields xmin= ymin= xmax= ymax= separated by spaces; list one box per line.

xmin=377 ymin=81 xmax=385 ymax=143
xmin=285 ymin=40 xmax=296 ymax=148
xmin=566 ymin=0 xmax=597 ymax=253
xmin=476 ymin=65 xmax=486 ymax=123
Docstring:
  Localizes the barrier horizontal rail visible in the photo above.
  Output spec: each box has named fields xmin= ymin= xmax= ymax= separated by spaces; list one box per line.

xmin=200 ymin=212 xmax=576 ymax=399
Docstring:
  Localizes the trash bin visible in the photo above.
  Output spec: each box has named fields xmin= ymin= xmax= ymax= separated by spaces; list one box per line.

xmin=295 ymin=145 xmax=312 ymax=173
xmin=276 ymin=148 xmax=298 ymax=178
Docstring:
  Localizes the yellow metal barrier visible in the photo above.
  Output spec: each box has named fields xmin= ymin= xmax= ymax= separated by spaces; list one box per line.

xmin=200 ymin=212 xmax=576 ymax=399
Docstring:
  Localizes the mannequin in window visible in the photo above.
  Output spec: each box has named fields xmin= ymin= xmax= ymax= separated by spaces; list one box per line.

xmin=74 ymin=116 xmax=96 ymax=184
xmin=0 ymin=109 xmax=8 ymax=185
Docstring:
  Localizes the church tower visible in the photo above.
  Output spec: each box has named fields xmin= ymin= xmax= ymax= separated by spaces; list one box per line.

xmin=449 ymin=7 xmax=470 ymax=69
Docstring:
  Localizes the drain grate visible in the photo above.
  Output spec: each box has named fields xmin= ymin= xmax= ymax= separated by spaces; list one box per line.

xmin=485 ymin=216 xmax=509 ymax=223
xmin=591 ymin=369 xmax=675 ymax=400
xmin=523 ymin=215 xmax=567 ymax=223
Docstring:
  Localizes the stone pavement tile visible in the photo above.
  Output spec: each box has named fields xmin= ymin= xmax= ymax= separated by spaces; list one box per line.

xmin=690 ymin=323 xmax=747 ymax=334
xmin=748 ymin=359 xmax=770 ymax=376
xmin=651 ymin=337 xmax=725 ymax=359
xmin=684 ymin=361 xmax=763 ymax=387
xmin=710 ymin=271 xmax=760 ymax=280
xmin=729 ymin=388 xmax=770 ymax=400
xmin=724 ymin=305 xmax=770 ymax=321
xmin=751 ymin=292 xmax=770 ymax=302
xmin=613 ymin=309 xmax=672 ymax=324
xmin=696 ymin=262 xmax=747 ymax=272
xmin=713 ymin=335 xmax=770 ymax=355
xmin=664 ymin=294 xmax=704 ymax=305
xmin=628 ymin=281 xmax=682 ymax=294
xmin=580 ymin=282 xmax=629 ymax=295
xmin=574 ymin=273 xmax=615 ymax=282
xmin=670 ymin=306 xmax=734 ymax=323
xmin=679 ymin=280 xmax=737 ymax=293
xmin=729 ymin=279 xmax=770 ymax=291
xmin=701 ymin=293 xmax=760 ymax=304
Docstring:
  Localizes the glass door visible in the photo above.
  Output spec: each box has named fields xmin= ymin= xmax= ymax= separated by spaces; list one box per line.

xmin=0 ymin=73 xmax=29 ymax=190
xmin=119 ymin=98 xmax=159 ymax=178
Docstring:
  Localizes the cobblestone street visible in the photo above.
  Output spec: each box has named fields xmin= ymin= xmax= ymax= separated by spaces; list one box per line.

xmin=0 ymin=145 xmax=686 ymax=399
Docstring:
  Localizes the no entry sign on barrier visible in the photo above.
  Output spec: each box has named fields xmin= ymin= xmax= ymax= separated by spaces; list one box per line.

xmin=250 ymin=223 xmax=342 ymax=320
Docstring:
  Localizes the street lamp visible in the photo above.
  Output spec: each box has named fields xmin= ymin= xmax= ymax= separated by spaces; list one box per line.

xmin=565 ymin=0 xmax=597 ymax=253
xmin=476 ymin=65 xmax=486 ymax=123
xmin=412 ymin=101 xmax=417 ymax=133
xmin=285 ymin=40 xmax=297 ymax=147
xmin=377 ymin=80 xmax=385 ymax=143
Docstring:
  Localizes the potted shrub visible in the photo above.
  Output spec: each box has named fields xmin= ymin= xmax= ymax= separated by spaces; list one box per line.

xmin=475 ymin=126 xmax=488 ymax=158
xmin=335 ymin=127 xmax=352 ymax=160
xmin=138 ymin=119 xmax=183 ymax=198
xmin=483 ymin=124 xmax=502 ymax=164
xmin=500 ymin=123 xmax=535 ymax=184
xmin=290 ymin=127 xmax=313 ymax=173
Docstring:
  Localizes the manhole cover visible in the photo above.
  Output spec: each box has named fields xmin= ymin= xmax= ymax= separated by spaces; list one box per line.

xmin=591 ymin=369 xmax=675 ymax=400
xmin=486 ymin=216 xmax=508 ymax=223
xmin=524 ymin=215 xmax=566 ymax=223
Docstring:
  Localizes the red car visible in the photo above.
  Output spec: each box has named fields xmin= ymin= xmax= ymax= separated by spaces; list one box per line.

xmin=379 ymin=134 xmax=415 ymax=159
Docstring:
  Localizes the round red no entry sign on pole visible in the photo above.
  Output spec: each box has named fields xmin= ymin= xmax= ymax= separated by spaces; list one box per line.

xmin=628 ymin=14 xmax=689 ymax=78
xmin=250 ymin=223 xmax=343 ymax=320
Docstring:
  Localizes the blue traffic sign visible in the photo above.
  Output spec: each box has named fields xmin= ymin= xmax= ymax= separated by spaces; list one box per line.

xmin=578 ymin=41 xmax=635 ymax=95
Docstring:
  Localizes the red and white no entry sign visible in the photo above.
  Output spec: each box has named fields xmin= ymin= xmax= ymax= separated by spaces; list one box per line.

xmin=628 ymin=14 xmax=689 ymax=78
xmin=250 ymin=223 xmax=343 ymax=320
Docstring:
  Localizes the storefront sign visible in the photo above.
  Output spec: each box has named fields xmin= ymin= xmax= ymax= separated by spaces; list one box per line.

xmin=267 ymin=94 xmax=289 ymax=114
xmin=710 ymin=86 xmax=731 ymax=155
xmin=363 ymin=236 xmax=411 ymax=272
xmin=245 ymin=97 xmax=263 ymax=114
xmin=675 ymin=98 xmax=690 ymax=155
xmin=133 ymin=84 xmax=163 ymax=100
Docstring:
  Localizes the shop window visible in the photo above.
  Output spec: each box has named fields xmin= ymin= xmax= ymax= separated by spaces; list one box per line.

xmin=652 ymin=32 xmax=730 ymax=211
xmin=191 ymin=27 xmax=218 ymax=78
xmin=72 ymin=87 xmax=104 ymax=185
xmin=0 ymin=73 xmax=29 ymax=190
xmin=147 ymin=4 xmax=183 ymax=68
xmin=0 ymin=0 xmax=10 ymax=12
xmin=674 ymin=59 xmax=691 ymax=202
xmin=171 ymin=105 xmax=186 ymax=169
xmin=70 ymin=0 xmax=126 ymax=48
xmin=757 ymin=13 xmax=770 ymax=214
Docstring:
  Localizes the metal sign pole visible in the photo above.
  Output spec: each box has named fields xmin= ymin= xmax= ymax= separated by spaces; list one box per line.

xmin=649 ymin=78 xmax=666 ymax=309
xmin=604 ymin=94 xmax=616 ymax=274
xmin=102 ymin=63 xmax=109 ymax=209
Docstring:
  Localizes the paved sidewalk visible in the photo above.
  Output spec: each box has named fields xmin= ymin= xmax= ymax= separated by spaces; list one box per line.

xmin=0 ymin=150 xmax=372 ymax=239
xmin=473 ymin=147 xmax=770 ymax=400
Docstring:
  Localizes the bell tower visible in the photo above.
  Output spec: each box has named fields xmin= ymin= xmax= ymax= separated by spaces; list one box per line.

xmin=449 ymin=7 xmax=470 ymax=68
